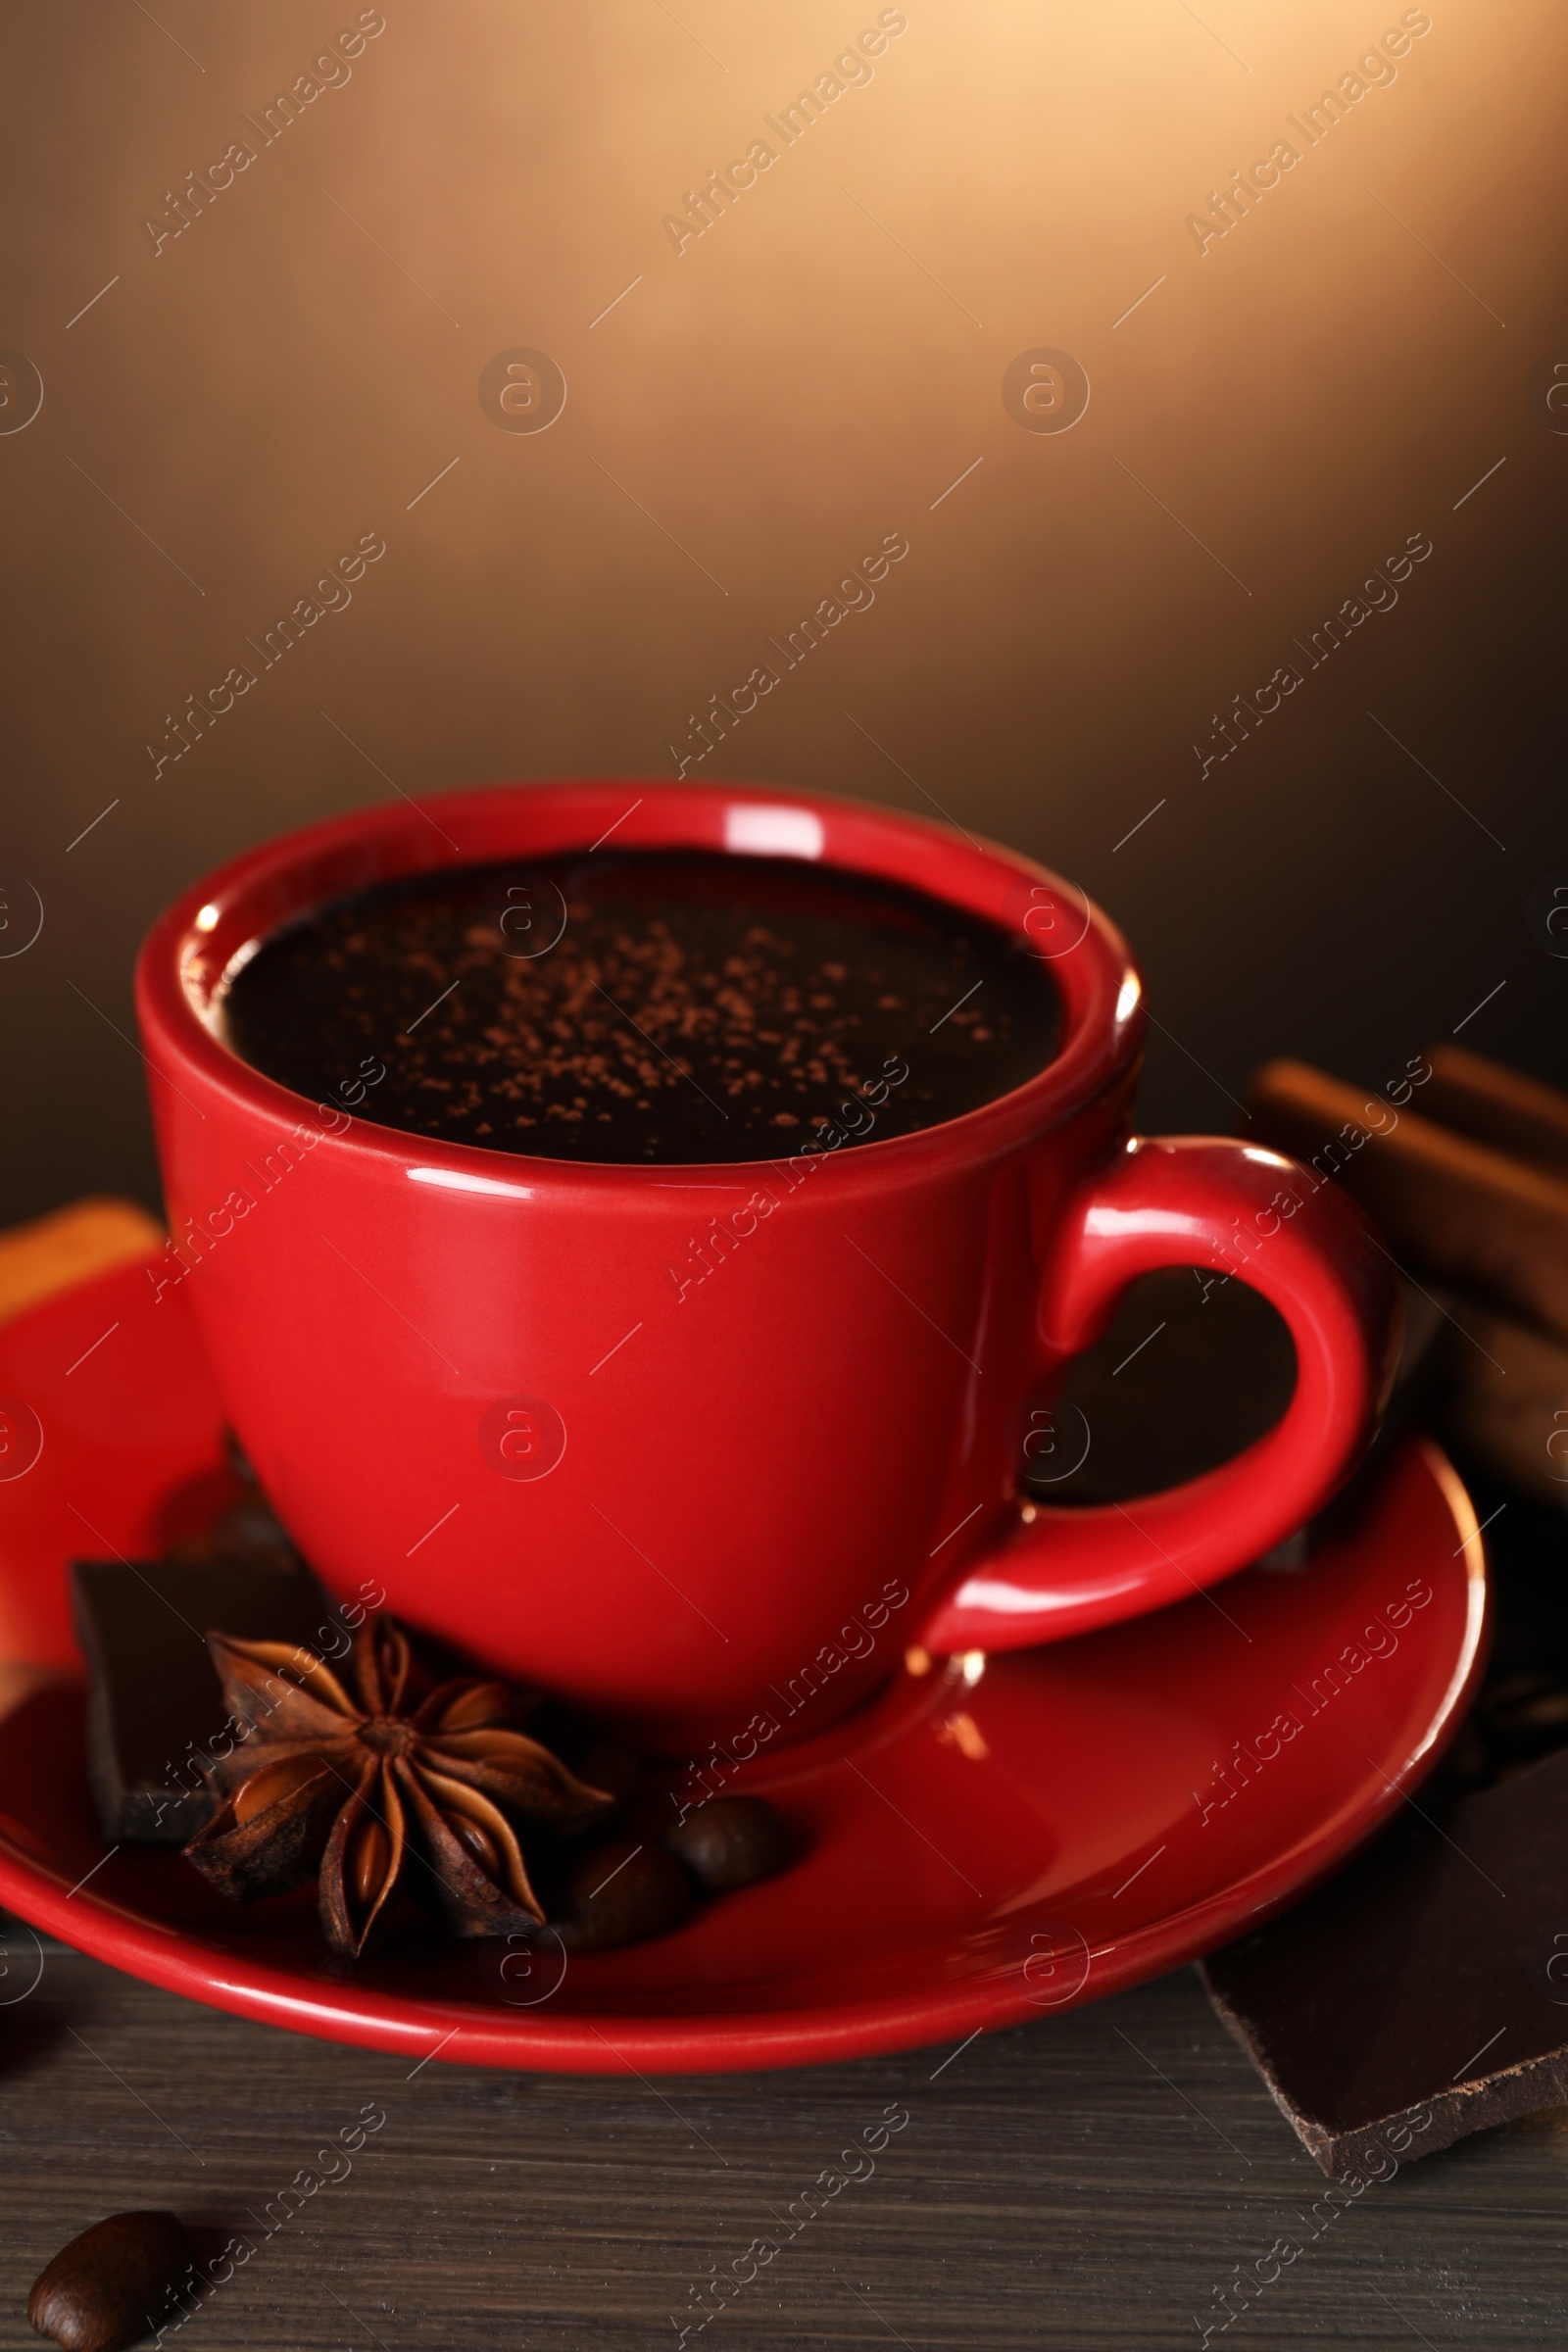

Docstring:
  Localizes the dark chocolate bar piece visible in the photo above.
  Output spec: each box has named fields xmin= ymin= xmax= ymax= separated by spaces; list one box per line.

xmin=1202 ymin=1743 xmax=1568 ymax=2174
xmin=72 ymin=1558 xmax=332 ymax=1842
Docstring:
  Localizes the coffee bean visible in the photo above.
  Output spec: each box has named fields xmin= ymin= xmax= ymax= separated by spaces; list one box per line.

xmin=560 ymin=1839 xmax=688 ymax=1951
xmin=664 ymin=1795 xmax=791 ymax=1891
xmin=28 ymin=2211 xmax=196 ymax=2352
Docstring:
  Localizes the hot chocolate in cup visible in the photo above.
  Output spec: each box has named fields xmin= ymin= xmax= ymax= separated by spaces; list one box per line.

xmin=137 ymin=781 xmax=1396 ymax=1753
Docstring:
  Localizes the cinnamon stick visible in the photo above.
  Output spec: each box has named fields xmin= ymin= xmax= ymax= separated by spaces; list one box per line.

xmin=1420 ymin=1045 xmax=1568 ymax=1175
xmin=1436 ymin=1304 xmax=1568 ymax=1511
xmin=1248 ymin=1058 xmax=1568 ymax=1346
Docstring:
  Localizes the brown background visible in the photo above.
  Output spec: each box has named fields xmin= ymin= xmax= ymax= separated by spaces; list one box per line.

xmin=1 ymin=0 xmax=1564 ymax=1225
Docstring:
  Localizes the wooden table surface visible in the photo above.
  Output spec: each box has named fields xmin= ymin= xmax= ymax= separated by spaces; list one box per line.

xmin=3 ymin=1205 xmax=1565 ymax=2349
xmin=2 ymin=1935 xmax=1565 ymax=2351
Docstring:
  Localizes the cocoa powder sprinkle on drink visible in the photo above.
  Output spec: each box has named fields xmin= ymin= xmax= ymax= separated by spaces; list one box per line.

xmin=221 ymin=850 xmax=1058 ymax=1164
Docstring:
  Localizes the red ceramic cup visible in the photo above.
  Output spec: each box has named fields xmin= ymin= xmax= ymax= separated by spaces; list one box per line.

xmin=137 ymin=781 xmax=1397 ymax=1752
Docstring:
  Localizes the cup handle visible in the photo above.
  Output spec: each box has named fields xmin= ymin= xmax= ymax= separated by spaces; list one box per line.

xmin=915 ymin=1135 xmax=1401 ymax=1654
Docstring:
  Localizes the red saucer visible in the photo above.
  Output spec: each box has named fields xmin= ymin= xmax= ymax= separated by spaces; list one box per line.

xmin=0 ymin=1251 xmax=1487 ymax=2073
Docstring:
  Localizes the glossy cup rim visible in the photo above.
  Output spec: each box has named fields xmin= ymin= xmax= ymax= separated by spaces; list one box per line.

xmin=135 ymin=777 xmax=1147 ymax=1190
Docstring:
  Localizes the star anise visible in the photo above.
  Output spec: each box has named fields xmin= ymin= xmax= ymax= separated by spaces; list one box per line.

xmin=183 ymin=1614 xmax=612 ymax=1958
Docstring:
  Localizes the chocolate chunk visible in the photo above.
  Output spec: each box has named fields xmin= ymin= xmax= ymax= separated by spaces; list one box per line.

xmin=664 ymin=1796 xmax=790 ymax=1890
xmin=559 ymin=1838 xmax=688 ymax=1951
xmin=166 ymin=1488 xmax=299 ymax=1571
xmin=1202 ymin=1743 xmax=1568 ymax=2174
xmin=72 ymin=1557 xmax=332 ymax=1843
xmin=28 ymin=2210 xmax=196 ymax=2352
